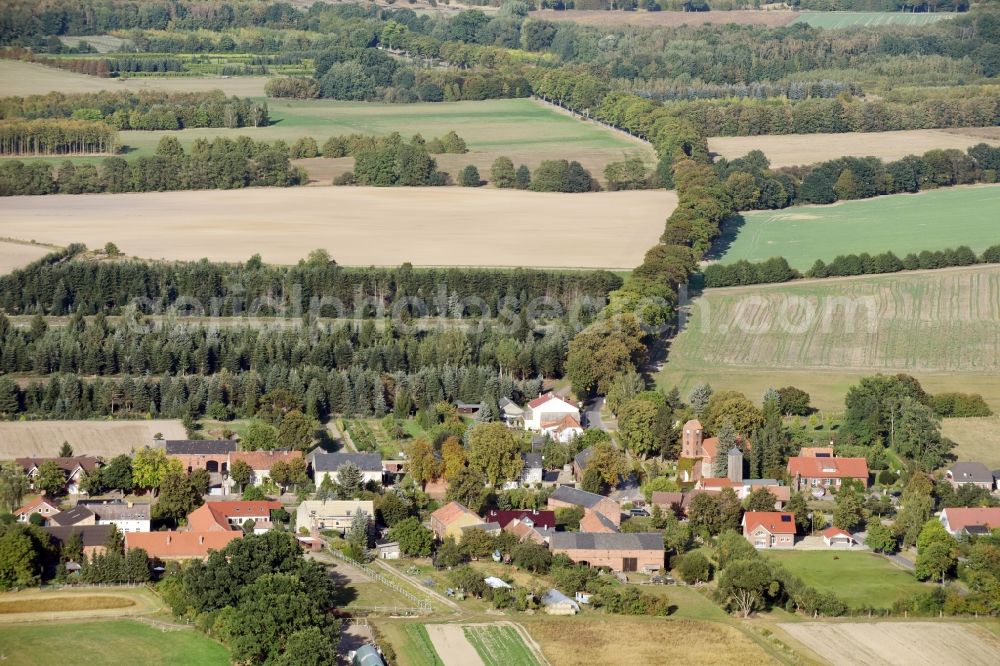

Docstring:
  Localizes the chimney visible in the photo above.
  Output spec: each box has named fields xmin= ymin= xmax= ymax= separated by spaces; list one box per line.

xmin=199 ymin=535 xmax=205 ymax=544
xmin=166 ymin=535 xmax=171 ymax=544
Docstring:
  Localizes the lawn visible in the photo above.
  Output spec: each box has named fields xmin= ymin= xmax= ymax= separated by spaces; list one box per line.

xmin=793 ymin=11 xmax=956 ymax=29
xmin=400 ymin=623 xmax=445 ymax=666
xmin=658 ymin=264 xmax=1000 ymax=411
xmin=0 ymin=596 xmax=134 ymax=614
xmin=464 ymin=625 xmax=539 ymax=666
xmin=763 ymin=551 xmax=930 ymax=609
xmin=714 ymin=185 xmax=1000 ymax=271
xmin=0 ymin=620 xmax=229 ymax=666
xmin=941 ymin=417 xmax=1000 ymax=468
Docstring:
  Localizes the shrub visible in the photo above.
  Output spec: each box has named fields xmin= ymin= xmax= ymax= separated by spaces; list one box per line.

xmin=458 ymin=165 xmax=482 ymax=187
xmin=677 ymin=551 xmax=712 ymax=584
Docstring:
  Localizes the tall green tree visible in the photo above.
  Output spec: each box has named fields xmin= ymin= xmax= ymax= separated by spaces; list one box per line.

xmin=467 ymin=422 xmax=523 ymax=488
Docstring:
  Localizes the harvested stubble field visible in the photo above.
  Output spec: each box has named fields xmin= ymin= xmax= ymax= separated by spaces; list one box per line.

xmin=779 ymin=621 xmax=1000 ymax=666
xmin=523 ymin=615 xmax=776 ymax=665
xmin=715 ymin=185 xmax=1000 ymax=270
xmin=534 ymin=9 xmax=798 ymax=27
xmin=0 ymin=240 xmax=53 ymax=275
xmin=0 ymin=59 xmax=268 ymax=97
xmin=0 ymin=187 xmax=676 ymax=269
xmin=707 ymin=128 xmax=1000 ymax=169
xmin=0 ymin=419 xmax=185 ymax=458
xmin=658 ymin=265 xmax=1000 ymax=411
xmin=940 ymin=416 xmax=1000 ymax=468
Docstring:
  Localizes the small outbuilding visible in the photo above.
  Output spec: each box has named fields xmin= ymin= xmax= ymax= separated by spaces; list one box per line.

xmin=375 ymin=539 xmax=401 ymax=560
xmin=541 ymin=589 xmax=580 ymax=615
xmin=821 ymin=527 xmax=858 ymax=548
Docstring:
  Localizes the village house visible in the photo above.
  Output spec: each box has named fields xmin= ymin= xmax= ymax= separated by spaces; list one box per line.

xmin=429 ymin=501 xmax=484 ymax=543
xmin=16 ymin=456 xmax=102 ymax=495
xmin=572 ymin=447 xmax=593 ymax=484
xmin=49 ymin=505 xmax=96 ymax=528
xmin=946 ymin=462 xmax=995 ymax=491
xmin=311 ymin=451 xmax=384 ymax=487
xmin=787 ymin=452 xmax=869 ymax=493
xmin=650 ymin=490 xmax=705 ymax=517
xmin=14 ymin=497 xmax=60 ymax=523
xmin=503 ymin=518 xmax=555 ymax=545
xmin=485 ymin=509 xmax=556 ymax=531
xmin=742 ymin=511 xmax=796 ymax=549
xmin=549 ymin=532 xmax=664 ymax=573
xmin=77 ymin=499 xmax=152 ymax=533
xmin=295 ymin=499 xmax=375 ymax=536
xmin=43 ymin=525 xmax=112 ymax=558
xmin=125 ymin=530 xmax=242 ymax=560
xmin=229 ymin=450 xmax=304 ymax=487
xmin=165 ymin=440 xmax=237 ymax=475
xmin=547 ymin=485 xmax=621 ymax=528
xmin=498 ymin=397 xmax=524 ymax=428
xmin=940 ymin=507 xmax=1000 ymax=536
xmin=188 ymin=500 xmax=283 ymax=534
xmin=503 ymin=453 xmax=543 ymax=490
xmin=523 ymin=393 xmax=582 ymax=442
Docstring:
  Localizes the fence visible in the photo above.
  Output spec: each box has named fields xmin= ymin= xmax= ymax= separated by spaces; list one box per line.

xmin=322 ymin=545 xmax=432 ymax=615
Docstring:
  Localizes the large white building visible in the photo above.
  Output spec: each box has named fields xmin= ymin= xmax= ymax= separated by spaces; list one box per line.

xmin=311 ymin=452 xmax=383 ymax=487
xmin=523 ymin=393 xmax=582 ymax=442
xmin=296 ymin=499 xmax=375 ymax=536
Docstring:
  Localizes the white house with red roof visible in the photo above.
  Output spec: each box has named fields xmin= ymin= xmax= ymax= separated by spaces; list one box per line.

xmin=787 ymin=453 xmax=869 ymax=493
xmin=742 ymin=511 xmax=796 ymax=549
xmin=523 ymin=393 xmax=581 ymax=441
xmin=940 ymin=507 xmax=1000 ymax=536
xmin=14 ymin=497 xmax=60 ymax=523
xmin=821 ymin=527 xmax=858 ymax=548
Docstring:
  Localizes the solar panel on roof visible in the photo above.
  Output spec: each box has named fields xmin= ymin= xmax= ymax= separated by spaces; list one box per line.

xmin=780 ymin=515 xmax=791 ymax=521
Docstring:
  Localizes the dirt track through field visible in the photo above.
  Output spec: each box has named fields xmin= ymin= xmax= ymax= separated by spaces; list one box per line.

xmin=0 ymin=187 xmax=676 ymax=269
xmin=779 ymin=621 xmax=1000 ymax=666
xmin=708 ymin=128 xmax=1000 ymax=168
xmin=425 ymin=624 xmax=485 ymax=666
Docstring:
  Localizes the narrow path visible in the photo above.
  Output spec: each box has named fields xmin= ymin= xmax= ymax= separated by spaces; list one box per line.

xmin=326 ymin=420 xmax=356 ymax=452
xmin=425 ymin=624 xmax=485 ymax=666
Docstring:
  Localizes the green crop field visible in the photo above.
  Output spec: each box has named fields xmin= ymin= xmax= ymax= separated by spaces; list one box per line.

xmin=793 ymin=11 xmax=957 ymax=29
xmin=715 ymin=186 xmax=1000 ymax=271
xmin=0 ymin=620 xmax=229 ymax=666
xmin=657 ymin=265 xmax=1000 ymax=411
xmin=763 ymin=551 xmax=931 ymax=608
xmin=464 ymin=625 xmax=540 ymax=666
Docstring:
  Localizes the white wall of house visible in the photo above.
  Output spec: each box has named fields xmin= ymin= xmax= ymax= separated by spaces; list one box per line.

xmin=524 ymin=399 xmax=579 ymax=431
xmin=315 ymin=469 xmax=383 ymax=487
xmin=99 ymin=518 xmax=151 ymax=533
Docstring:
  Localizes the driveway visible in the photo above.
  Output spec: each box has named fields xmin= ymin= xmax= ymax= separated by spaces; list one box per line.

xmin=583 ymin=397 xmax=609 ymax=432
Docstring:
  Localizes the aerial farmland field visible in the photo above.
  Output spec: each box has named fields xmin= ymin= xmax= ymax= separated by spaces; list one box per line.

xmin=714 ymin=185 xmax=1000 ymax=271
xmin=0 ymin=187 xmax=676 ymax=269
xmin=792 ymin=11 xmax=957 ymax=29
xmin=707 ymin=128 xmax=1000 ymax=169
xmin=0 ymin=419 xmax=185 ymax=458
xmin=658 ymin=265 xmax=1000 ymax=411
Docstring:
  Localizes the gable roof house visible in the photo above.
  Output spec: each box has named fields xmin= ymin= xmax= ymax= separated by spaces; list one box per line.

xmin=429 ymin=501 xmax=484 ymax=543
xmin=14 ymin=497 xmax=61 ymax=523
xmin=498 ymin=397 xmax=524 ymax=427
xmin=503 ymin=453 xmax=543 ymax=490
xmin=742 ymin=511 xmax=796 ymax=549
xmin=504 ymin=518 xmax=555 ymax=545
xmin=16 ymin=457 xmax=101 ymax=495
xmin=580 ymin=509 xmax=620 ymax=534
xmin=547 ymin=485 xmax=621 ymax=528
xmin=165 ymin=440 xmax=238 ymax=476
xmin=524 ymin=393 xmax=580 ymax=435
xmin=295 ymin=499 xmax=375 ymax=536
xmin=229 ymin=450 xmax=304 ymax=486
xmin=77 ymin=499 xmax=152 ymax=533
xmin=946 ymin=462 xmax=995 ymax=490
xmin=312 ymin=451 xmax=384 ymax=486
xmin=485 ymin=509 xmax=556 ymax=531
xmin=125 ymin=530 xmax=242 ymax=561
xmin=572 ymin=447 xmax=594 ymax=483
xmin=549 ymin=532 xmax=664 ymax=573
xmin=187 ymin=500 xmax=282 ymax=534
xmin=43 ymin=525 xmax=113 ymax=558
xmin=650 ymin=490 xmax=706 ymax=517
xmin=49 ymin=505 xmax=97 ymax=528
xmin=940 ymin=507 xmax=1000 ymax=536
xmin=787 ymin=455 xmax=869 ymax=493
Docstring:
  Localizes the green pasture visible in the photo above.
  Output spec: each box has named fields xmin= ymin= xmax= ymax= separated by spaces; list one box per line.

xmin=464 ymin=625 xmax=539 ymax=666
xmin=763 ymin=551 xmax=930 ymax=608
xmin=715 ymin=186 xmax=1000 ymax=271
xmin=0 ymin=620 xmax=229 ymax=666
xmin=794 ymin=11 xmax=957 ymax=29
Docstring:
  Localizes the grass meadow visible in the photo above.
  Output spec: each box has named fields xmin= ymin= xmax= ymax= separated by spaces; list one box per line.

xmin=714 ymin=185 xmax=1000 ymax=271
xmin=763 ymin=551 xmax=931 ymax=608
xmin=941 ymin=417 xmax=1000 ymax=468
xmin=657 ymin=265 xmax=1000 ymax=411
xmin=793 ymin=11 xmax=957 ymax=29
xmin=0 ymin=620 xmax=229 ymax=666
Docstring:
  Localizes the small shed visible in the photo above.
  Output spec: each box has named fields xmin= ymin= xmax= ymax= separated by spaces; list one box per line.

xmin=541 ymin=588 xmax=580 ymax=615
xmin=822 ymin=527 xmax=858 ymax=548
xmin=375 ymin=540 xmax=401 ymax=560
xmin=484 ymin=576 xmax=512 ymax=589
xmin=295 ymin=536 xmax=324 ymax=552
xmin=352 ymin=644 xmax=386 ymax=666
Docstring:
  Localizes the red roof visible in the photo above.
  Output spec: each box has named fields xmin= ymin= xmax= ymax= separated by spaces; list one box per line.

xmin=125 ymin=531 xmax=241 ymax=559
xmin=431 ymin=501 xmax=482 ymax=527
xmin=229 ymin=450 xmax=302 ymax=470
xmin=787 ymin=456 xmax=868 ymax=480
xmin=700 ymin=478 xmax=741 ymax=489
xmin=683 ymin=419 xmax=703 ymax=430
xmin=822 ymin=527 xmax=854 ymax=539
xmin=701 ymin=437 xmax=719 ymax=458
xmin=942 ymin=507 xmax=1000 ymax=533
xmin=541 ymin=414 xmax=582 ymax=432
xmin=14 ymin=497 xmax=60 ymax=517
xmin=187 ymin=501 xmax=282 ymax=531
xmin=743 ymin=511 xmax=796 ymax=535
xmin=485 ymin=510 xmax=556 ymax=530
xmin=528 ymin=392 xmax=574 ymax=410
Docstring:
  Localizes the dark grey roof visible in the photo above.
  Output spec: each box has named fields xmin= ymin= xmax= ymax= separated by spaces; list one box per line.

xmin=523 ymin=453 xmax=543 ymax=469
xmin=42 ymin=524 xmax=112 ymax=547
xmin=550 ymin=485 xmax=607 ymax=509
xmin=313 ymin=451 xmax=382 ymax=472
xmin=51 ymin=505 xmax=95 ymax=526
xmin=550 ymin=532 xmax=664 ymax=551
xmin=573 ymin=447 xmax=594 ymax=471
xmin=949 ymin=462 xmax=994 ymax=484
xmin=592 ymin=512 xmax=620 ymax=533
xmin=78 ymin=500 xmax=151 ymax=521
xmin=164 ymin=440 xmax=237 ymax=455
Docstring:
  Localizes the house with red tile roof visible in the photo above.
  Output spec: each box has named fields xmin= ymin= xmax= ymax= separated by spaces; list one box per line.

xmin=125 ymin=530 xmax=242 ymax=560
xmin=523 ymin=393 xmax=580 ymax=434
xmin=14 ymin=497 xmax=60 ymax=523
xmin=787 ymin=455 xmax=868 ymax=492
xmin=187 ymin=500 xmax=282 ymax=534
xmin=940 ymin=507 xmax=1000 ymax=536
xmin=229 ymin=450 xmax=303 ymax=487
xmin=821 ymin=527 xmax=858 ymax=548
xmin=742 ymin=511 xmax=796 ymax=549
xmin=430 ymin=501 xmax=484 ymax=543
